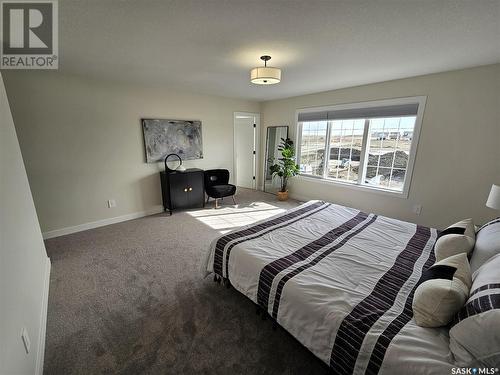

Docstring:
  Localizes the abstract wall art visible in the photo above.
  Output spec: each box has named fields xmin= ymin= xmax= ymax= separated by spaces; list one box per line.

xmin=142 ymin=119 xmax=203 ymax=163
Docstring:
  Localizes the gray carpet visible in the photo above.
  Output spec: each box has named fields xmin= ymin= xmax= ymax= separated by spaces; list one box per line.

xmin=44 ymin=189 xmax=329 ymax=375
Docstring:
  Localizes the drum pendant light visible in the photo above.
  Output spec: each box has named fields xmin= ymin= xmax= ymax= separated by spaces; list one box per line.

xmin=250 ymin=55 xmax=281 ymax=85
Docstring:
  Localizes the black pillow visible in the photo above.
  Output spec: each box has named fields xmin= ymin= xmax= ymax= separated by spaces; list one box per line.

xmin=416 ymin=264 xmax=457 ymax=287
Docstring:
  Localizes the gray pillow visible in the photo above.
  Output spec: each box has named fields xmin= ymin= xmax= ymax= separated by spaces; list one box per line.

xmin=470 ymin=218 xmax=500 ymax=274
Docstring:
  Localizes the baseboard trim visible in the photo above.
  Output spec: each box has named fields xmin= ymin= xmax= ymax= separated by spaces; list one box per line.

xmin=42 ymin=205 xmax=164 ymax=239
xmin=36 ymin=256 xmax=51 ymax=375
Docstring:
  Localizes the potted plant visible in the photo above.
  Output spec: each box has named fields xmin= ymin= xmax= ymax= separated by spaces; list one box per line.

xmin=270 ymin=137 xmax=300 ymax=201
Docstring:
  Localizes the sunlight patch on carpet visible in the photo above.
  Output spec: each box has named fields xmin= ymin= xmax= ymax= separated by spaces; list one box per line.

xmin=187 ymin=201 xmax=286 ymax=233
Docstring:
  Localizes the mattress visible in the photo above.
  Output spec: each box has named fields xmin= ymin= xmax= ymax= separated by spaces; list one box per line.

xmin=203 ymin=200 xmax=455 ymax=374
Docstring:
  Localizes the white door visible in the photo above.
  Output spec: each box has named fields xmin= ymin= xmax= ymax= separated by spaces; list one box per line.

xmin=234 ymin=113 xmax=259 ymax=189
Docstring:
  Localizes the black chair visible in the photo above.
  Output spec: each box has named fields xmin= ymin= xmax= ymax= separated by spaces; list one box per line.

xmin=204 ymin=169 xmax=237 ymax=208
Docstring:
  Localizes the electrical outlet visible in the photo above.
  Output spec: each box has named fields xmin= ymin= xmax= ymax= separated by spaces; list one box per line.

xmin=413 ymin=204 xmax=422 ymax=215
xmin=21 ymin=327 xmax=30 ymax=354
xmin=107 ymin=199 xmax=116 ymax=208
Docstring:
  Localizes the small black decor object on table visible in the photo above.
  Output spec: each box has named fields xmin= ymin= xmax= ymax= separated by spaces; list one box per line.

xmin=160 ymin=154 xmax=204 ymax=215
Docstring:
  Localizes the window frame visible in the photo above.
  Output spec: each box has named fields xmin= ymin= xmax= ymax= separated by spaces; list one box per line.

xmin=295 ymin=96 xmax=427 ymax=199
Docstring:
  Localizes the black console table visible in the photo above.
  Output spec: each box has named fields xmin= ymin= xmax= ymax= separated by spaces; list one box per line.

xmin=160 ymin=168 xmax=205 ymax=215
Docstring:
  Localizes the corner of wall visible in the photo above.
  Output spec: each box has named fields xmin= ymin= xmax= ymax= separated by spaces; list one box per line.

xmin=35 ymin=257 xmax=51 ymax=375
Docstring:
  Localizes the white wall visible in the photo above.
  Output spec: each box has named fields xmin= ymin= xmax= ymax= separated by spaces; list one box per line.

xmin=3 ymin=65 xmax=499 ymax=235
xmin=0 ymin=72 xmax=50 ymax=375
xmin=260 ymin=64 xmax=500 ymax=229
xmin=2 ymin=72 xmax=259 ymax=234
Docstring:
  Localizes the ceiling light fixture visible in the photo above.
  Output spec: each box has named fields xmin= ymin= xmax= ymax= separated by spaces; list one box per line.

xmin=250 ymin=55 xmax=281 ymax=85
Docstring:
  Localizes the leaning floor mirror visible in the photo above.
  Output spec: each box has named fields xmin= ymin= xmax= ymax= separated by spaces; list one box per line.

xmin=264 ymin=126 xmax=289 ymax=193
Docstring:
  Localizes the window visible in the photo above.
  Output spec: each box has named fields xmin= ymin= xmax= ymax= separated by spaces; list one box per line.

xmin=297 ymin=97 xmax=425 ymax=196
xmin=299 ymin=121 xmax=327 ymax=177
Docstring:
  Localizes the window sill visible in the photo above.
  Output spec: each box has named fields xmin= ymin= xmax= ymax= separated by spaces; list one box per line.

xmin=296 ymin=174 xmax=409 ymax=199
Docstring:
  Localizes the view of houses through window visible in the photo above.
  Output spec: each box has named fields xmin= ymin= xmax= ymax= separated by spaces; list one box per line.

xmin=299 ymin=116 xmax=417 ymax=192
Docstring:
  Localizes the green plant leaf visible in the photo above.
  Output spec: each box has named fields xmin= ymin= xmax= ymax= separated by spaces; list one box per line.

xmin=269 ymin=137 xmax=298 ymax=192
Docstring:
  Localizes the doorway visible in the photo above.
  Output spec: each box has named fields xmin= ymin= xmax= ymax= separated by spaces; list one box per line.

xmin=233 ymin=112 xmax=260 ymax=189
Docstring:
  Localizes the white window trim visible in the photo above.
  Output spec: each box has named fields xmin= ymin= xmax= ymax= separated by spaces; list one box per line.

xmin=295 ymin=96 xmax=427 ymax=199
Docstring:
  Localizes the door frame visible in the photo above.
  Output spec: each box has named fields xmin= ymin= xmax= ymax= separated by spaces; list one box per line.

xmin=233 ymin=112 xmax=260 ymax=190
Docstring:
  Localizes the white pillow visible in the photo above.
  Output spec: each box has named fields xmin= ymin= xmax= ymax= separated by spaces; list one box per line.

xmin=434 ymin=218 xmax=476 ymax=261
xmin=412 ymin=253 xmax=471 ymax=327
xmin=450 ymin=253 xmax=500 ymax=366
xmin=470 ymin=218 xmax=500 ymax=273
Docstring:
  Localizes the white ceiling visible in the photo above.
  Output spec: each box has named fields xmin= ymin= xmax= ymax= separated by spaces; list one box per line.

xmin=58 ymin=0 xmax=500 ymax=101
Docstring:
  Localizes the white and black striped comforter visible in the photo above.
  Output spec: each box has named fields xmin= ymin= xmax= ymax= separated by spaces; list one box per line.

xmin=203 ymin=201 xmax=455 ymax=374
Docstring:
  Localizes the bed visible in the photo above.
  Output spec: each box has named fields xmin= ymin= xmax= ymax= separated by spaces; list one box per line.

xmin=203 ymin=200 xmax=455 ymax=374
